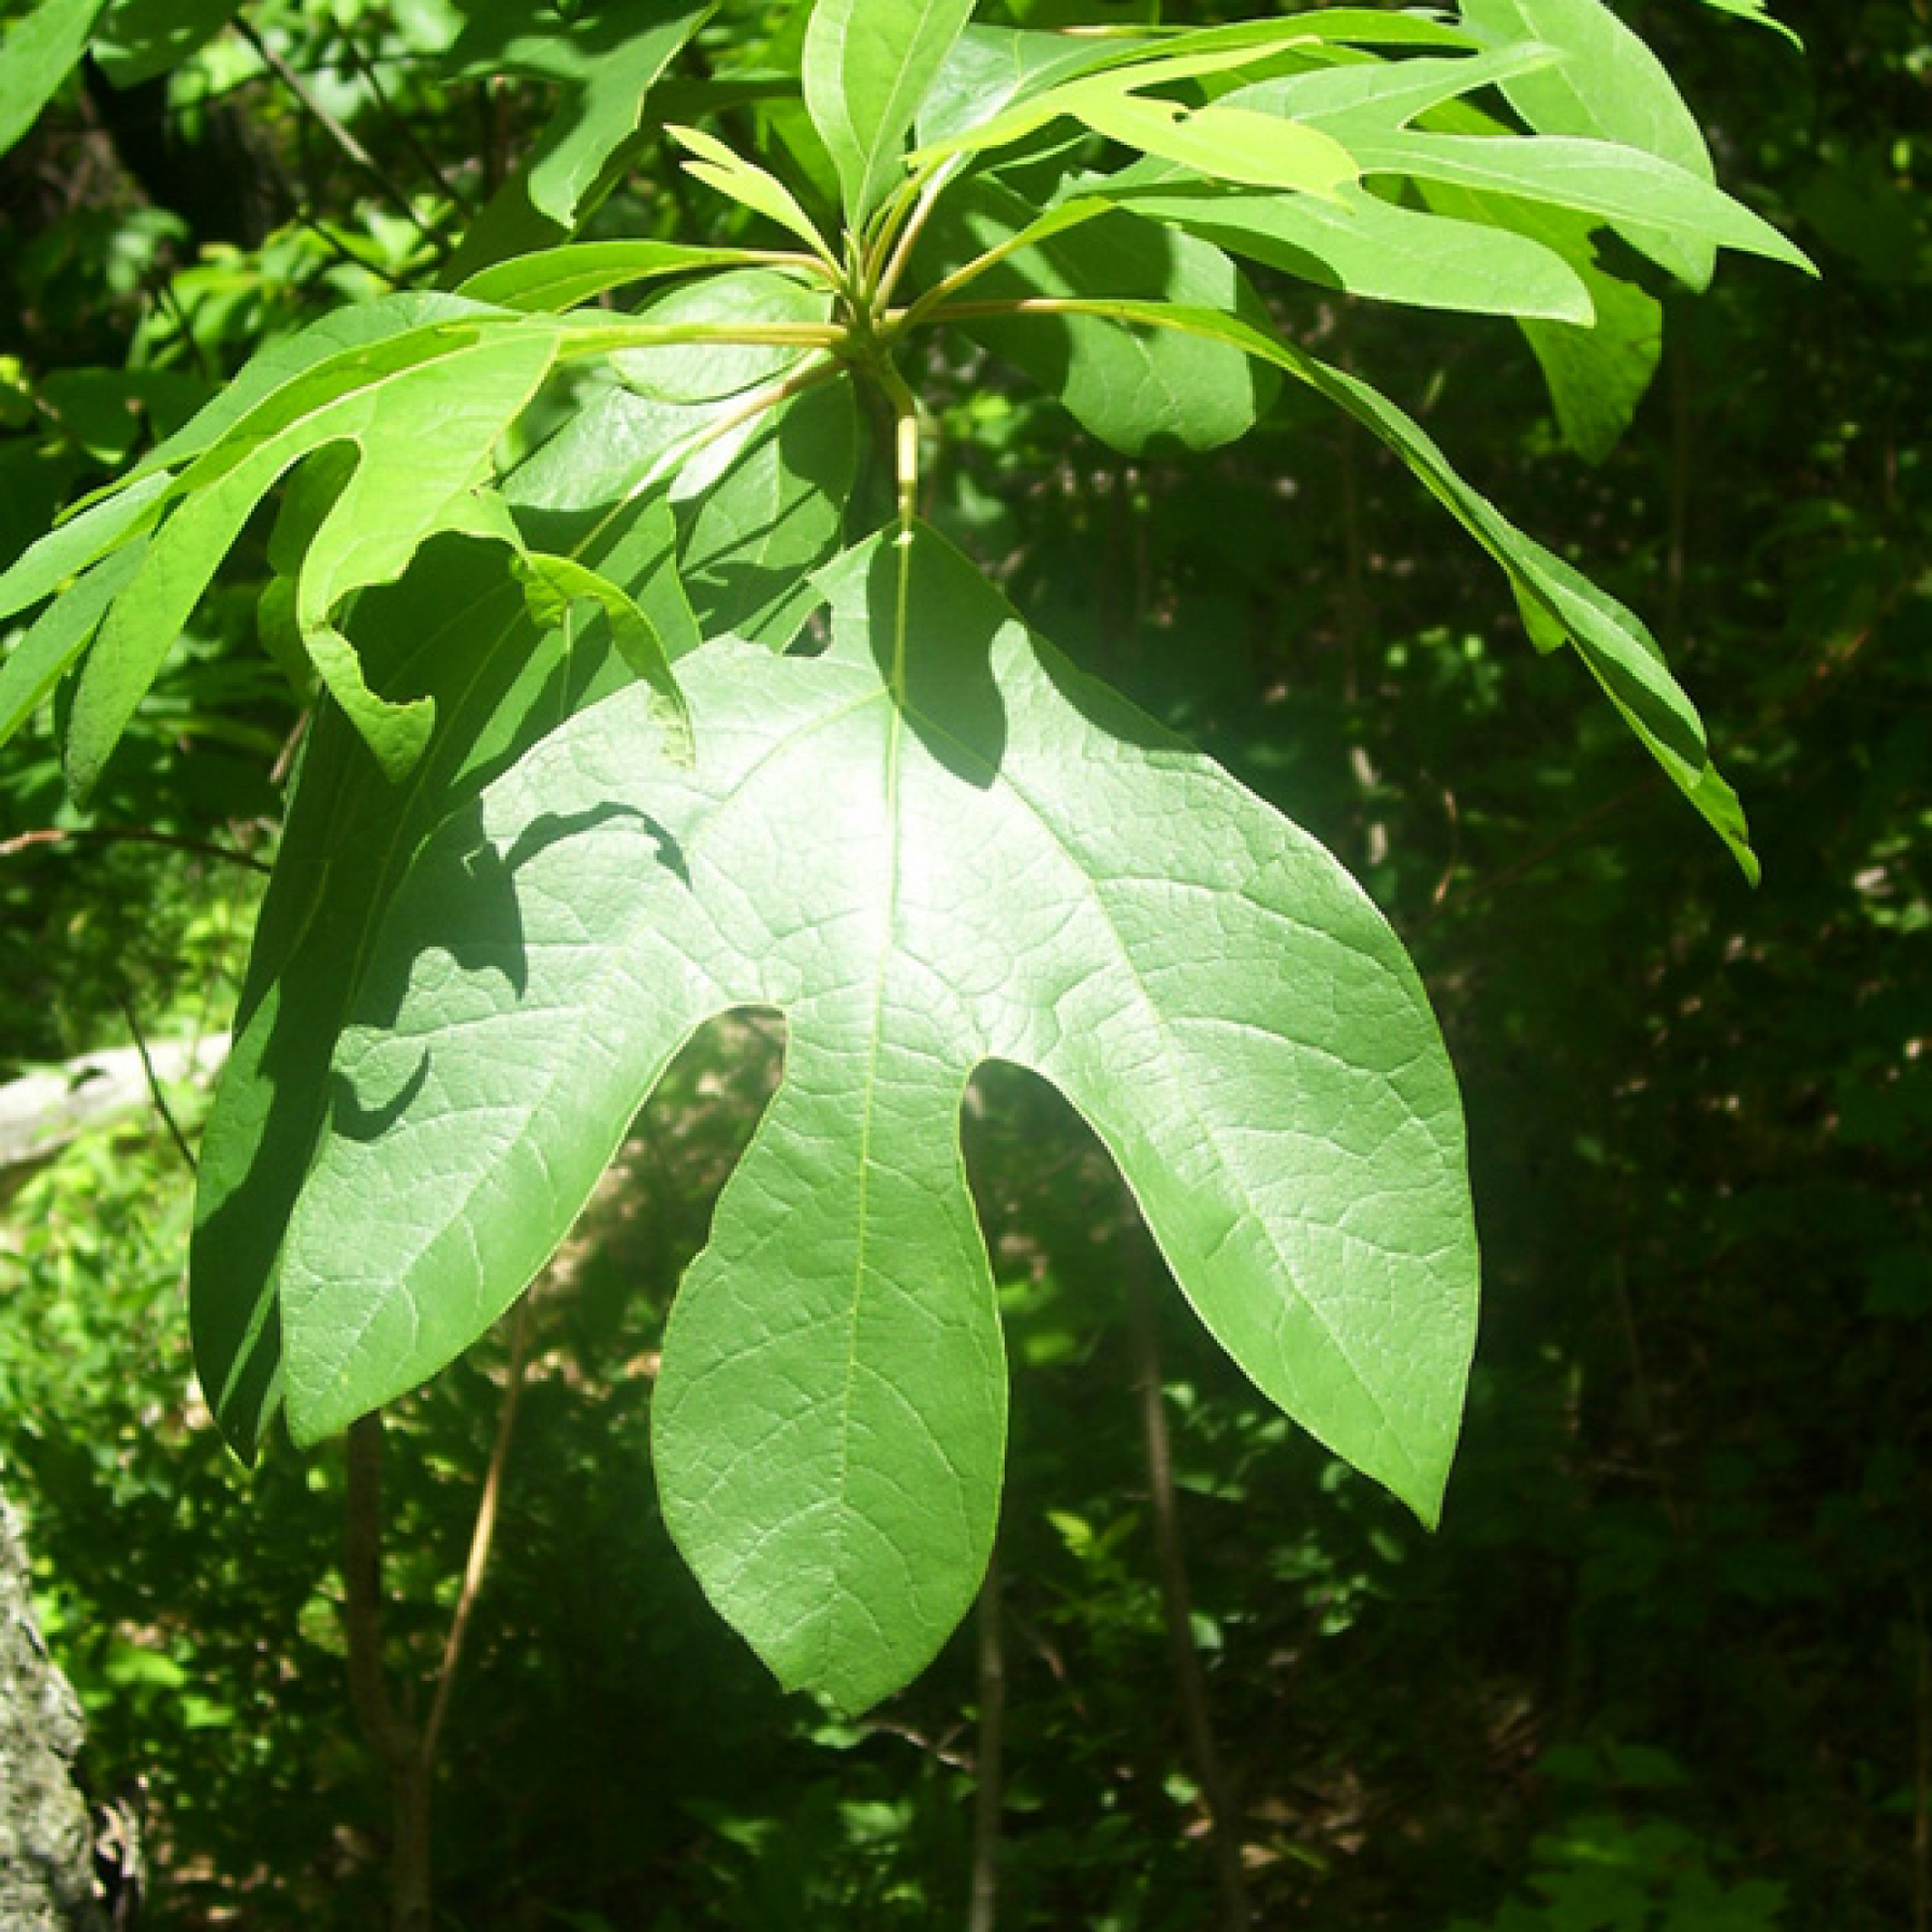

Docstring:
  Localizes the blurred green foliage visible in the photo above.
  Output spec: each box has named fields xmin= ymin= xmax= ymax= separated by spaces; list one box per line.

xmin=1 ymin=0 xmax=1926 ymax=1925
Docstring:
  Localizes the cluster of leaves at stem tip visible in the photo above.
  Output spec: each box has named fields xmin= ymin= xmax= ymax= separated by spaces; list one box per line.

xmin=0 ymin=0 xmax=1810 ymax=1714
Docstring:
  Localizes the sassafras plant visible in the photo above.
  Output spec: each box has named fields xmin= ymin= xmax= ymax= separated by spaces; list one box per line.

xmin=0 ymin=0 xmax=1808 ymax=1716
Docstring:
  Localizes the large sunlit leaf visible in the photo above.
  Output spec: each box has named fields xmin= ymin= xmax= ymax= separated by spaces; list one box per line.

xmin=801 ymin=0 xmax=976 ymax=224
xmin=261 ymin=525 xmax=1476 ymax=1715
xmin=105 ymin=294 xmax=494 ymax=501
xmin=194 ymin=357 xmax=853 ymax=1449
xmin=193 ymin=493 xmax=703 ymax=1450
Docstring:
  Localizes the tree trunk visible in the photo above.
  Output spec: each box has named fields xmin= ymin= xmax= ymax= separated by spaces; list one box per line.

xmin=0 ymin=1486 xmax=112 ymax=1932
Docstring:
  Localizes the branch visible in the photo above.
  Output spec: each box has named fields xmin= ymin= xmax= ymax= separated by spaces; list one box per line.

xmin=233 ymin=18 xmax=446 ymax=254
xmin=112 ymin=988 xmax=197 ymax=1176
xmin=340 ymin=30 xmax=474 ymax=219
xmin=0 ymin=825 xmax=272 ymax=874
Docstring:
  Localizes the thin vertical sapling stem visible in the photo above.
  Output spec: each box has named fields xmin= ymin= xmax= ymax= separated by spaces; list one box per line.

xmin=339 ymin=29 xmax=475 ymax=220
xmin=344 ymin=1413 xmax=432 ymax=1932
xmin=423 ymin=1294 xmax=535 ymax=1767
xmin=1914 ymin=1587 xmax=1929 ymax=1932
xmin=342 ymin=1298 xmax=538 ymax=1931
xmin=968 ymin=1545 xmax=1007 ymax=1932
xmin=1125 ymin=1240 xmax=1252 ymax=1932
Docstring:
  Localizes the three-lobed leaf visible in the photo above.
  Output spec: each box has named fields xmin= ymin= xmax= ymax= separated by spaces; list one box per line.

xmin=257 ymin=526 xmax=1477 ymax=1714
xmin=63 ymin=317 xmax=565 ymax=795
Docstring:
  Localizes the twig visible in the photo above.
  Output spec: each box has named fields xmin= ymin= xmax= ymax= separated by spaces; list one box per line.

xmin=1125 ymin=1241 xmax=1251 ymax=1931
xmin=1425 ymin=772 xmax=1659 ymax=925
xmin=233 ymin=18 xmax=445 ymax=254
xmin=275 ymin=193 xmax=414 ymax=290
xmin=872 ymin=168 xmax=952 ymax=313
xmin=0 ymin=825 xmax=272 ymax=873
xmin=968 ymin=1546 xmax=1007 ymax=1932
xmin=341 ymin=30 xmax=473 ymax=218
xmin=344 ymin=1415 xmax=434 ymax=1932
xmin=112 ymin=988 xmax=198 ymax=1176
xmin=345 ymin=1416 xmax=410 ymax=1770
xmin=422 ymin=1295 xmax=535 ymax=1767
xmin=1914 ymin=1587 xmax=1929 ymax=1932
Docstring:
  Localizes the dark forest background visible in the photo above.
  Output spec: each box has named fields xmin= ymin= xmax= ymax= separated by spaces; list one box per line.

xmin=0 ymin=0 xmax=1925 ymax=1925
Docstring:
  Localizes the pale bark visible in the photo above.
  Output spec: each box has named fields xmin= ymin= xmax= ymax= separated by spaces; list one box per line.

xmin=0 ymin=1488 xmax=111 ymax=1932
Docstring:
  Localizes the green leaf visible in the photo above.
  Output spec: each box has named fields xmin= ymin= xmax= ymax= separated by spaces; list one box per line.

xmin=456 ymin=241 xmax=773 ymax=313
xmin=0 ymin=0 xmax=106 ymax=160
xmin=1225 ymin=44 xmax=1565 ymax=136
xmin=445 ymin=0 xmax=711 ymax=227
xmin=1090 ymin=179 xmax=1593 ymax=323
xmin=913 ymin=13 xmax=1481 ymax=160
xmin=922 ymin=182 xmax=1277 ymax=455
xmin=801 ymin=0 xmax=976 ymax=225
xmin=1346 ymin=128 xmax=1813 ymax=274
xmin=0 ymin=470 xmax=173 ymax=623
xmin=264 ymin=526 xmax=1476 ymax=1714
xmin=1691 ymin=0 xmax=1802 ymax=50
xmin=0 ymin=545 xmax=144 ymax=748
xmin=672 ymin=381 xmax=856 ymax=642
xmin=505 ymin=293 xmax=856 ymax=642
xmin=192 ymin=357 xmax=853 ymax=1449
xmin=911 ymin=34 xmax=1341 ymax=168
xmin=665 ymin=124 xmax=838 ymax=262
xmin=605 ymin=265 xmax=832 ymax=404
xmin=513 ymin=550 xmax=692 ymax=762
xmin=1457 ymin=0 xmax=1722 ymax=287
xmin=92 ymin=0 xmax=240 ymax=87
xmin=1071 ymin=92 xmax=1358 ymax=199
xmin=115 ymin=294 xmax=493 ymax=499
xmin=1030 ymin=298 xmax=1753 ymax=875
xmin=917 ymin=24 xmax=1137 ymax=147
xmin=64 ymin=317 xmax=564 ymax=797
xmin=193 ymin=475 xmax=701 ymax=1451
xmin=1418 ymin=185 xmax=1664 ymax=459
